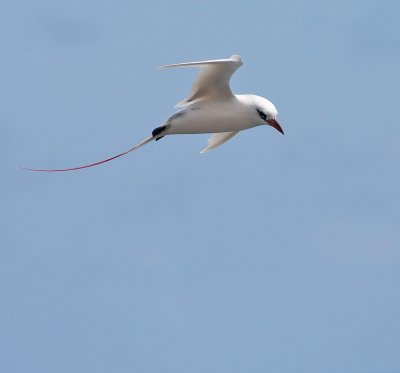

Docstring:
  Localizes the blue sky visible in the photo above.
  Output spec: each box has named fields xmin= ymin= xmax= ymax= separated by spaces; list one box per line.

xmin=1 ymin=0 xmax=400 ymax=372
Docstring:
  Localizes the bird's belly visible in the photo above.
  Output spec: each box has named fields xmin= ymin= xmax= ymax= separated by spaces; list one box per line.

xmin=165 ymin=107 xmax=254 ymax=134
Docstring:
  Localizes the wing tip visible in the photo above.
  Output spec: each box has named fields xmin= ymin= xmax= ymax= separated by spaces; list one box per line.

xmin=200 ymin=146 xmax=215 ymax=154
xmin=229 ymin=55 xmax=243 ymax=64
xmin=158 ymin=55 xmax=243 ymax=70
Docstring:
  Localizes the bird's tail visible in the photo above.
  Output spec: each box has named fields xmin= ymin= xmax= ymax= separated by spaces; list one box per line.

xmin=20 ymin=135 xmax=156 ymax=172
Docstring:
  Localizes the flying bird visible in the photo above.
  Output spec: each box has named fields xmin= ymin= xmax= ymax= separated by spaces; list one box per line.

xmin=22 ymin=55 xmax=284 ymax=172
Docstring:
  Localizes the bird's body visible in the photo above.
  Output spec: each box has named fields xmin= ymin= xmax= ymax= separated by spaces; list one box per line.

xmin=23 ymin=55 xmax=284 ymax=172
xmin=164 ymin=95 xmax=272 ymax=135
xmin=165 ymin=96 xmax=255 ymax=135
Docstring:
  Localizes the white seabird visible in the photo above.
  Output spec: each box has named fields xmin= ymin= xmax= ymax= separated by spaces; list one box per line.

xmin=23 ymin=55 xmax=284 ymax=172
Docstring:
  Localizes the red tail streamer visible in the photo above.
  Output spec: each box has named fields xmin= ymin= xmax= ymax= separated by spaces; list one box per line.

xmin=20 ymin=137 xmax=153 ymax=172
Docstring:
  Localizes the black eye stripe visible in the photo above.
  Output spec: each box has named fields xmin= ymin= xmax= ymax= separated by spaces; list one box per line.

xmin=257 ymin=108 xmax=267 ymax=120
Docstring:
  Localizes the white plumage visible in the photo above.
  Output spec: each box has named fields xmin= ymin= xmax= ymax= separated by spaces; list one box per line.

xmin=23 ymin=55 xmax=284 ymax=172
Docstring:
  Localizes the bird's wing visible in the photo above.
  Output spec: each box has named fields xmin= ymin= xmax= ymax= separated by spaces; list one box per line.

xmin=200 ymin=131 xmax=239 ymax=153
xmin=160 ymin=55 xmax=243 ymax=107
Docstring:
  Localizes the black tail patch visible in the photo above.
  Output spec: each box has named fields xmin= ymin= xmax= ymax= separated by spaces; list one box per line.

xmin=152 ymin=125 xmax=168 ymax=140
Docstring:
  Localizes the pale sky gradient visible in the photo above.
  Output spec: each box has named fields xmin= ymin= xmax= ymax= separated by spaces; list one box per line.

xmin=1 ymin=1 xmax=400 ymax=372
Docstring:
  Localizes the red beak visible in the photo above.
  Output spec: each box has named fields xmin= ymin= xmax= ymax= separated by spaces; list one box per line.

xmin=266 ymin=119 xmax=284 ymax=135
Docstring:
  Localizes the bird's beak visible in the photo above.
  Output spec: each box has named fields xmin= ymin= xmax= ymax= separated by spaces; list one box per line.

xmin=266 ymin=119 xmax=284 ymax=134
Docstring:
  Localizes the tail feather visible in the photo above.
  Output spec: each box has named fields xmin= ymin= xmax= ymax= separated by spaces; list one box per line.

xmin=20 ymin=136 xmax=155 ymax=172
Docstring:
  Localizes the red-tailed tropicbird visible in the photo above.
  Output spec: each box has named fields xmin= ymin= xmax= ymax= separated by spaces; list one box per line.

xmin=22 ymin=55 xmax=284 ymax=172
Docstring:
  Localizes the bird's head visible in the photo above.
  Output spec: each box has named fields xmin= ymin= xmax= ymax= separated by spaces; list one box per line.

xmin=248 ymin=95 xmax=284 ymax=135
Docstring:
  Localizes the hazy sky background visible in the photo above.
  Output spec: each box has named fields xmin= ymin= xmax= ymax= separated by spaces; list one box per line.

xmin=1 ymin=0 xmax=400 ymax=372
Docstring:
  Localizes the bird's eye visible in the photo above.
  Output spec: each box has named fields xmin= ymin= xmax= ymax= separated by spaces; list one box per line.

xmin=257 ymin=108 xmax=267 ymax=120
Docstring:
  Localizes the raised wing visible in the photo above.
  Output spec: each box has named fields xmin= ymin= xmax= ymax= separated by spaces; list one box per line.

xmin=200 ymin=131 xmax=239 ymax=153
xmin=160 ymin=55 xmax=243 ymax=107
